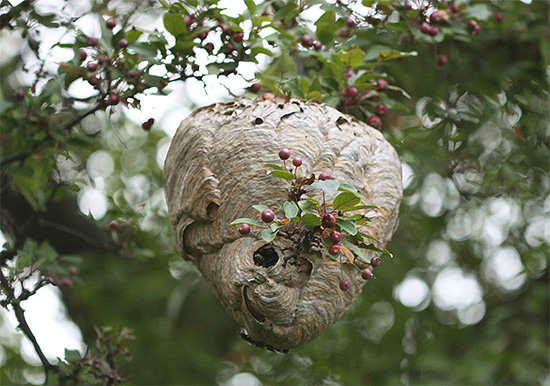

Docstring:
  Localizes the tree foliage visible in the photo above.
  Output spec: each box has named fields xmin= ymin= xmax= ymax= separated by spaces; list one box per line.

xmin=0 ymin=0 xmax=548 ymax=384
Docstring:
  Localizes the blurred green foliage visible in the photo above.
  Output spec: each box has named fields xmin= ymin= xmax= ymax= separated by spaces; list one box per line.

xmin=0 ymin=0 xmax=548 ymax=384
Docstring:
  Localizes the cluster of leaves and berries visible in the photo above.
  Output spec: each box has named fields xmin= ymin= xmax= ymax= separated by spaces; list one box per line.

xmin=231 ymin=150 xmax=391 ymax=291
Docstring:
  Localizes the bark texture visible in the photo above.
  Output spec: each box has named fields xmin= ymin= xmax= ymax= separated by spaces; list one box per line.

xmin=163 ymin=97 xmax=403 ymax=350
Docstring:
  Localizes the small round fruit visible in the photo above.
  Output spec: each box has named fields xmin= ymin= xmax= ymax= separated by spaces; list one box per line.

xmin=313 ymin=41 xmax=322 ymax=50
xmin=108 ymin=93 xmax=120 ymax=105
xmin=345 ymin=86 xmax=358 ymax=98
xmin=339 ymin=279 xmax=351 ymax=291
xmin=86 ymin=62 xmax=98 ymax=72
xmin=495 ymin=12 xmax=504 ymax=22
xmin=322 ymin=213 xmax=337 ymax=229
xmin=404 ymin=0 xmax=413 ymax=10
xmin=261 ymin=209 xmax=275 ymax=223
xmin=429 ymin=12 xmax=442 ymax=24
xmin=250 ymin=83 xmax=261 ymax=93
xmin=278 ymin=149 xmax=291 ymax=160
xmin=98 ymin=55 xmax=109 ymax=63
xmin=437 ymin=54 xmax=448 ymax=67
xmin=184 ymin=15 xmax=193 ymax=27
xmin=340 ymin=28 xmax=351 ymax=38
xmin=450 ymin=4 xmax=460 ymax=12
xmin=301 ymin=34 xmax=314 ymax=47
xmin=374 ymin=103 xmax=388 ymax=117
xmin=142 ymin=118 xmax=154 ymax=131
xmin=376 ymin=79 xmax=388 ymax=90
xmin=118 ymin=39 xmax=128 ymax=48
xmin=108 ymin=220 xmax=118 ymax=230
xmin=467 ymin=20 xmax=477 ymax=29
xmin=223 ymin=43 xmax=234 ymax=52
xmin=79 ymin=49 xmax=87 ymax=61
xmin=344 ymin=69 xmax=356 ymax=78
xmin=367 ymin=115 xmax=382 ymax=129
xmin=361 ymin=268 xmax=373 ymax=280
xmin=319 ymin=172 xmax=331 ymax=181
xmin=292 ymin=157 xmax=302 ymax=167
xmin=429 ymin=26 xmax=439 ymax=36
xmin=197 ymin=30 xmax=207 ymax=40
xmin=238 ymin=223 xmax=251 ymax=235
xmin=371 ymin=257 xmax=381 ymax=267
xmin=329 ymin=244 xmax=340 ymax=255
xmin=420 ymin=22 xmax=431 ymax=34
xmin=86 ymin=37 xmax=99 ymax=46
xmin=337 ymin=210 xmax=344 ymax=216
xmin=329 ymin=230 xmax=342 ymax=244
xmin=60 ymin=278 xmax=73 ymax=288
xmin=88 ymin=76 xmax=99 ymax=86
xmin=471 ymin=24 xmax=481 ymax=35
xmin=233 ymin=32 xmax=244 ymax=43
xmin=14 ymin=89 xmax=25 ymax=101
xmin=106 ymin=17 xmax=117 ymax=29
xmin=68 ymin=266 xmax=78 ymax=275
xmin=345 ymin=17 xmax=356 ymax=28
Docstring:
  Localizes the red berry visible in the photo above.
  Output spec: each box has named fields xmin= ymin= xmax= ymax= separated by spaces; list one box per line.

xmin=238 ymin=223 xmax=251 ymax=235
xmin=198 ymin=30 xmax=207 ymax=40
xmin=467 ymin=20 xmax=477 ymax=29
xmin=106 ymin=17 xmax=116 ymax=29
xmin=98 ymin=55 xmax=109 ymax=64
xmin=471 ymin=24 xmax=481 ymax=35
xmin=344 ymin=69 xmax=356 ymax=78
xmin=371 ymin=257 xmax=381 ymax=267
xmin=233 ymin=32 xmax=244 ymax=43
xmin=450 ymin=4 xmax=460 ymax=13
xmin=14 ymin=89 xmax=25 ymax=101
xmin=322 ymin=214 xmax=337 ymax=229
xmin=328 ymin=244 xmax=340 ymax=255
xmin=429 ymin=26 xmax=439 ymax=36
xmin=319 ymin=172 xmax=331 ymax=181
xmin=250 ymin=83 xmax=261 ymax=93
xmin=68 ymin=266 xmax=78 ymax=275
xmin=261 ymin=209 xmax=275 ymax=223
xmin=429 ymin=12 xmax=442 ymax=24
xmin=329 ymin=231 xmax=342 ymax=243
xmin=339 ymin=279 xmax=351 ymax=291
xmin=108 ymin=94 xmax=120 ymax=105
xmin=292 ymin=157 xmax=302 ymax=167
xmin=345 ymin=86 xmax=358 ymax=98
xmin=420 ymin=22 xmax=431 ymax=34
xmin=345 ymin=17 xmax=356 ymax=28
xmin=374 ymin=103 xmax=388 ymax=117
xmin=437 ymin=54 xmax=448 ymax=66
xmin=404 ymin=1 xmax=413 ymax=10
xmin=376 ymin=79 xmax=388 ymax=90
xmin=142 ymin=118 xmax=154 ymax=131
xmin=361 ymin=268 xmax=373 ymax=280
xmin=279 ymin=149 xmax=290 ymax=160
xmin=108 ymin=220 xmax=118 ymax=229
xmin=60 ymin=278 xmax=73 ymax=288
xmin=184 ymin=15 xmax=193 ymax=27
xmin=118 ymin=39 xmax=128 ymax=48
xmin=88 ymin=76 xmax=99 ymax=86
xmin=301 ymin=34 xmax=314 ymax=47
xmin=126 ymin=69 xmax=139 ymax=78
xmin=79 ymin=49 xmax=87 ymax=61
xmin=86 ymin=62 xmax=97 ymax=72
xmin=495 ymin=12 xmax=504 ymax=23
xmin=223 ymin=43 xmax=234 ymax=52
xmin=367 ymin=115 xmax=382 ymax=129
xmin=340 ymin=28 xmax=351 ymax=38
xmin=86 ymin=37 xmax=99 ymax=46
xmin=313 ymin=41 xmax=322 ymax=50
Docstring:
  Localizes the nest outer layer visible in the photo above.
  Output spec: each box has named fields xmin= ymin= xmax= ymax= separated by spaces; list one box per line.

xmin=163 ymin=97 xmax=403 ymax=350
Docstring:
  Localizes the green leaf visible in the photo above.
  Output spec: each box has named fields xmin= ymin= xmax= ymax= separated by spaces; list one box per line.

xmin=343 ymin=240 xmax=368 ymax=262
xmin=64 ymin=349 xmax=81 ymax=362
xmin=244 ymin=0 xmax=257 ymax=15
xmin=252 ymin=205 xmax=270 ymax=213
xmin=284 ymin=201 xmax=299 ymax=219
xmin=301 ymin=212 xmax=322 ymax=226
xmin=37 ymin=241 xmax=58 ymax=262
xmin=333 ymin=192 xmax=361 ymax=211
xmin=338 ymin=182 xmax=360 ymax=194
xmin=230 ymin=218 xmax=264 ymax=227
xmin=264 ymin=163 xmax=284 ymax=171
xmin=163 ymin=12 xmax=186 ymax=36
xmin=16 ymin=239 xmax=38 ymax=271
xmin=310 ymin=180 xmax=340 ymax=196
xmin=337 ymin=219 xmax=358 ymax=236
xmin=298 ymin=198 xmax=319 ymax=212
xmin=463 ymin=4 xmax=492 ymax=20
xmin=269 ymin=170 xmax=295 ymax=180
xmin=349 ymin=204 xmax=378 ymax=211
xmin=386 ymin=84 xmax=411 ymax=99
xmin=261 ymin=228 xmax=277 ymax=242
xmin=339 ymin=46 xmax=364 ymax=67
xmin=315 ymin=10 xmax=336 ymax=45
xmin=272 ymin=1 xmax=298 ymax=22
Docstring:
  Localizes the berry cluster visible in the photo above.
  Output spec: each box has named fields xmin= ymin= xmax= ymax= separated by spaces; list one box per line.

xmin=231 ymin=150 xmax=392 ymax=291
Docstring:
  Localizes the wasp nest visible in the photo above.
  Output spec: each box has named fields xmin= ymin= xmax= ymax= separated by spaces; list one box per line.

xmin=163 ymin=97 xmax=402 ymax=350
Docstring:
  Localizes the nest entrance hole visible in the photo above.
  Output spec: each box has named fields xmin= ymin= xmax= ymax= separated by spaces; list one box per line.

xmin=253 ymin=245 xmax=279 ymax=268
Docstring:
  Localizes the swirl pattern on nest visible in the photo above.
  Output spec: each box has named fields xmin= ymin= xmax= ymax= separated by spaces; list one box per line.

xmin=163 ymin=97 xmax=402 ymax=350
